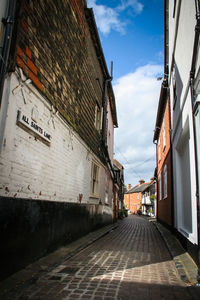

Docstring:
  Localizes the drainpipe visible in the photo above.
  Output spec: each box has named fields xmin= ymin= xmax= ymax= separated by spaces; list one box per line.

xmin=102 ymin=61 xmax=113 ymax=146
xmin=0 ymin=0 xmax=17 ymax=105
xmin=168 ymin=88 xmax=175 ymax=229
xmin=101 ymin=61 xmax=116 ymax=181
xmin=153 ymin=140 xmax=158 ymax=219
xmin=0 ymin=0 xmax=17 ymax=151
xmin=190 ymin=0 xmax=200 ymax=282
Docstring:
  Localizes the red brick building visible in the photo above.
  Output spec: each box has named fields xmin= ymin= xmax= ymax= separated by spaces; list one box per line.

xmin=153 ymin=79 xmax=173 ymax=227
xmin=124 ymin=180 xmax=151 ymax=214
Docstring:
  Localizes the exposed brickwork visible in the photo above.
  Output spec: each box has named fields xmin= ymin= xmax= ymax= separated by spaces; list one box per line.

xmin=158 ymin=151 xmax=173 ymax=225
xmin=157 ymin=98 xmax=173 ymax=226
xmin=15 ymin=0 xmax=110 ymax=162
xmin=124 ymin=191 xmax=142 ymax=214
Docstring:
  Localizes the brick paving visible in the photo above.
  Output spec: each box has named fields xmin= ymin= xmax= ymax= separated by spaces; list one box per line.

xmin=0 ymin=215 xmax=198 ymax=299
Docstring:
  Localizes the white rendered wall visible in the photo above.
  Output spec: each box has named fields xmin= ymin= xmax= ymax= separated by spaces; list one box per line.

xmin=169 ymin=0 xmax=198 ymax=244
xmin=0 ymin=71 xmax=113 ymax=207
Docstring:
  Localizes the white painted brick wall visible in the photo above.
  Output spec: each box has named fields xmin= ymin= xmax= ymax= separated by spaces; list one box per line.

xmin=0 ymin=71 xmax=113 ymax=207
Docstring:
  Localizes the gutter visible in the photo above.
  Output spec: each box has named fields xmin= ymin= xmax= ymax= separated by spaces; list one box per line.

xmin=153 ymin=79 xmax=168 ymax=142
xmin=190 ymin=0 xmax=200 ymax=283
xmin=101 ymin=66 xmax=115 ymax=181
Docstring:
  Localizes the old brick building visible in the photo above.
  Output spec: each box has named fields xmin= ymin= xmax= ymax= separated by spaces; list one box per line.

xmin=113 ymin=159 xmax=124 ymax=219
xmin=124 ymin=180 xmax=149 ymax=214
xmin=153 ymin=79 xmax=173 ymax=227
xmin=0 ymin=0 xmax=118 ymax=279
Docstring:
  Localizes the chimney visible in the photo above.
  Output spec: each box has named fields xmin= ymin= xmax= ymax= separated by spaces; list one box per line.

xmin=128 ymin=184 xmax=132 ymax=190
xmin=139 ymin=179 xmax=145 ymax=185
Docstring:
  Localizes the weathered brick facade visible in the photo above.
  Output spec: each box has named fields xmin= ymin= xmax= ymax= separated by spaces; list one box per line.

xmin=13 ymin=0 xmax=117 ymax=162
xmin=124 ymin=191 xmax=142 ymax=214
xmin=154 ymin=83 xmax=173 ymax=227
xmin=0 ymin=0 xmax=118 ymax=279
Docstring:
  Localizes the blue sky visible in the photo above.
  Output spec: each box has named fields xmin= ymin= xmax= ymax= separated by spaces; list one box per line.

xmin=87 ymin=0 xmax=164 ymax=187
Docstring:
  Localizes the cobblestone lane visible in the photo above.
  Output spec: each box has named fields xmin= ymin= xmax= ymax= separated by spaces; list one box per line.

xmin=0 ymin=216 xmax=195 ymax=299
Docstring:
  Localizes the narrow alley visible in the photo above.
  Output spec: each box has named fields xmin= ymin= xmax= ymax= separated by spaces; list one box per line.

xmin=0 ymin=215 xmax=198 ymax=300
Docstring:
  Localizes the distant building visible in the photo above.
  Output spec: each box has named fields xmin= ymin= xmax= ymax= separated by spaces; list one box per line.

xmin=113 ymin=159 xmax=124 ymax=218
xmin=141 ymin=180 xmax=156 ymax=216
xmin=124 ymin=179 xmax=152 ymax=214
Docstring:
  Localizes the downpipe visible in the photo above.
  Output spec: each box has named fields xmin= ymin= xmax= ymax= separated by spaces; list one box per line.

xmin=101 ymin=62 xmax=113 ymax=146
xmin=101 ymin=62 xmax=115 ymax=179
xmin=0 ymin=0 xmax=17 ymax=151
xmin=0 ymin=0 xmax=17 ymax=105
xmin=153 ymin=140 xmax=158 ymax=219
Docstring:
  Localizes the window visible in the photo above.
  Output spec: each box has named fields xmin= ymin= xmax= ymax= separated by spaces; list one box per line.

xmin=163 ymin=117 xmax=166 ymax=149
xmin=91 ymin=162 xmax=99 ymax=196
xmin=94 ymin=103 xmax=102 ymax=131
xmin=105 ymin=192 xmax=108 ymax=204
xmin=159 ymin=175 xmax=162 ymax=200
xmin=163 ymin=165 xmax=167 ymax=197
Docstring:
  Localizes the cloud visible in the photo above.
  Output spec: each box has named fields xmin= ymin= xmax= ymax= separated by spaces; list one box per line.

xmin=87 ymin=0 xmax=125 ymax=35
xmin=87 ymin=0 xmax=143 ymax=35
xmin=113 ymin=64 xmax=162 ymax=186
xmin=117 ymin=0 xmax=144 ymax=14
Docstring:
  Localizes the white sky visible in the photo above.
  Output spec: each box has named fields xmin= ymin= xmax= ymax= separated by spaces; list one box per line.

xmin=113 ymin=65 xmax=162 ymax=186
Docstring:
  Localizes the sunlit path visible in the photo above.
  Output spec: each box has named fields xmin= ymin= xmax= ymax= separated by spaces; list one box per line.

xmin=1 ymin=216 xmax=194 ymax=299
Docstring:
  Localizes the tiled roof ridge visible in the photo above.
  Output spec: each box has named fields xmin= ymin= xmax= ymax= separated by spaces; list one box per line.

xmin=125 ymin=180 xmax=154 ymax=194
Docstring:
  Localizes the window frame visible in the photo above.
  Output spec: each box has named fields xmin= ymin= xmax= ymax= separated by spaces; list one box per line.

xmin=90 ymin=161 xmax=100 ymax=197
xmin=94 ymin=103 xmax=102 ymax=132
